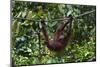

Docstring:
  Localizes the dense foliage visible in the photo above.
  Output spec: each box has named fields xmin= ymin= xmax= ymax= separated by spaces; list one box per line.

xmin=11 ymin=1 xmax=96 ymax=66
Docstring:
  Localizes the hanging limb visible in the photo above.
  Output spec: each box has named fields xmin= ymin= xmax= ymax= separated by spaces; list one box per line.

xmin=63 ymin=16 xmax=73 ymax=45
xmin=54 ymin=15 xmax=73 ymax=41
xmin=57 ymin=15 xmax=73 ymax=47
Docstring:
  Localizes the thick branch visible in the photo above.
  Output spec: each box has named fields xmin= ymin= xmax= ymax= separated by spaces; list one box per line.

xmin=41 ymin=19 xmax=50 ymax=45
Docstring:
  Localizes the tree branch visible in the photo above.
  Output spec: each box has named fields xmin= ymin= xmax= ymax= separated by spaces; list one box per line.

xmin=13 ymin=10 xmax=96 ymax=22
xmin=75 ymin=10 xmax=96 ymax=18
